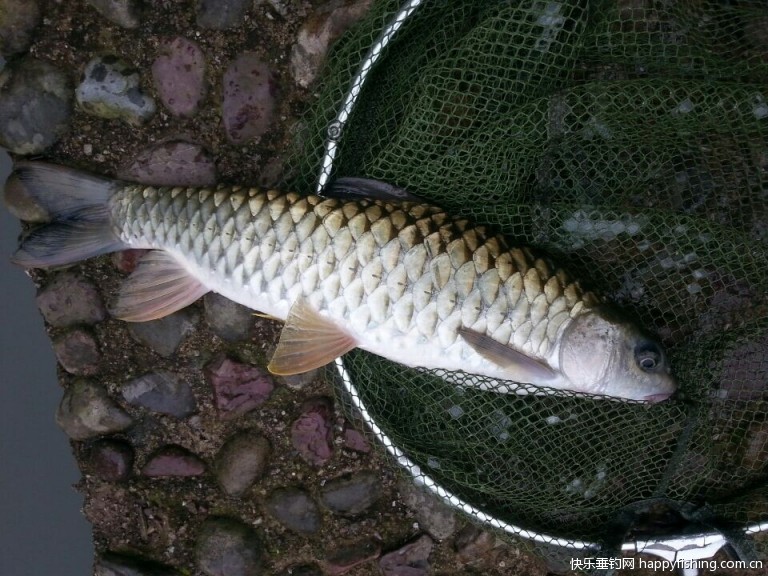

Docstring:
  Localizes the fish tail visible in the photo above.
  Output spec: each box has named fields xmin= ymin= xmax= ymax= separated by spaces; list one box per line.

xmin=5 ymin=162 xmax=126 ymax=268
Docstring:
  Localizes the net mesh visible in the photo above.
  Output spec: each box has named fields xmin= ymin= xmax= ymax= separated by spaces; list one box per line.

xmin=285 ymin=0 xmax=768 ymax=555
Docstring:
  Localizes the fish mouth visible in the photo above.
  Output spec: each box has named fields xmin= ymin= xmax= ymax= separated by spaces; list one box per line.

xmin=644 ymin=392 xmax=673 ymax=403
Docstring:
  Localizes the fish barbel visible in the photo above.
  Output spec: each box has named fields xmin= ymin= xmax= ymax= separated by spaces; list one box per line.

xmin=5 ymin=163 xmax=676 ymax=402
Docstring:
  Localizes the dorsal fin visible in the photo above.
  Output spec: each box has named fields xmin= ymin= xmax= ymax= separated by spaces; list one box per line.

xmin=325 ymin=177 xmax=424 ymax=203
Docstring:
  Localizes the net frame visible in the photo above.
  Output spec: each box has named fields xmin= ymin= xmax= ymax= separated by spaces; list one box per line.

xmin=308 ymin=0 xmax=768 ymax=564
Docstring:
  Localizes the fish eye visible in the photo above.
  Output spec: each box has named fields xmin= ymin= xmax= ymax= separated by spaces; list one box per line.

xmin=635 ymin=342 xmax=662 ymax=372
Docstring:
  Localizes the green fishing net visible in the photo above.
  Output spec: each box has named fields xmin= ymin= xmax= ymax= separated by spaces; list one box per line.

xmin=287 ymin=0 xmax=768 ymax=560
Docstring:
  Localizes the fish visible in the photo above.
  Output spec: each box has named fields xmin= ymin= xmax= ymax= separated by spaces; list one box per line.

xmin=4 ymin=162 xmax=676 ymax=403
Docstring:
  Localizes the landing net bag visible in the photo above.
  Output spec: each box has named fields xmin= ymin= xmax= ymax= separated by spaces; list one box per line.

xmin=286 ymin=0 xmax=768 ymax=558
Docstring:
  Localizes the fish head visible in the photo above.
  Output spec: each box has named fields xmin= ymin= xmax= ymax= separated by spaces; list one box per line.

xmin=558 ymin=308 xmax=676 ymax=403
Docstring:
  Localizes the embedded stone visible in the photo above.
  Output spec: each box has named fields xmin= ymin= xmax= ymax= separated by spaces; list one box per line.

xmin=76 ymin=55 xmax=156 ymax=125
xmin=214 ymin=430 xmax=271 ymax=496
xmin=265 ymin=487 xmax=321 ymax=534
xmin=0 ymin=58 xmax=72 ymax=154
xmin=95 ymin=552 xmax=180 ymax=576
xmin=204 ymin=292 xmax=254 ymax=341
xmin=0 ymin=0 xmax=41 ymax=57
xmin=37 ymin=272 xmax=106 ymax=327
xmin=323 ymin=539 xmax=381 ymax=575
xmin=196 ymin=0 xmax=250 ymax=30
xmin=142 ymin=445 xmax=205 ymax=477
xmin=222 ymin=52 xmax=277 ymax=144
xmin=56 ymin=379 xmax=133 ymax=440
xmin=290 ymin=0 xmax=374 ymax=88
xmin=127 ymin=309 xmax=198 ymax=357
xmin=196 ymin=516 xmax=264 ymax=576
xmin=121 ymin=371 xmax=197 ymax=418
xmin=119 ymin=140 xmax=216 ymax=187
xmin=53 ymin=328 xmax=101 ymax=375
xmin=379 ymin=535 xmax=434 ymax=576
xmin=205 ymin=355 xmax=275 ymax=419
xmin=320 ymin=471 xmax=379 ymax=517
xmin=86 ymin=0 xmax=141 ymax=28
xmin=151 ymin=37 xmax=207 ymax=116
xmin=398 ymin=477 xmax=458 ymax=540
xmin=291 ymin=396 xmax=334 ymax=466
xmin=89 ymin=439 xmax=134 ymax=482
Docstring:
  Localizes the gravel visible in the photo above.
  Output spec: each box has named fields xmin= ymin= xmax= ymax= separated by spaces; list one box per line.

xmin=1 ymin=1 xmax=555 ymax=574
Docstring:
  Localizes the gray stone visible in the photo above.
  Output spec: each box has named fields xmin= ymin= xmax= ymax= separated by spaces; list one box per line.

xmin=53 ymin=328 xmax=101 ymax=375
xmin=95 ymin=552 xmax=180 ymax=576
xmin=56 ymin=379 xmax=133 ymax=440
xmin=214 ymin=430 xmax=271 ymax=496
xmin=222 ymin=53 xmax=277 ymax=144
xmin=152 ymin=37 xmax=206 ymax=116
xmin=86 ymin=0 xmax=141 ymax=29
xmin=266 ymin=487 xmax=321 ymax=534
xmin=196 ymin=517 xmax=264 ymax=576
xmin=379 ymin=535 xmax=434 ymax=576
xmin=277 ymin=566 xmax=321 ymax=576
xmin=0 ymin=58 xmax=72 ymax=154
xmin=89 ymin=439 xmax=134 ymax=482
xmin=196 ymin=0 xmax=250 ymax=30
xmin=279 ymin=369 xmax=318 ymax=391
xmin=342 ymin=423 xmax=370 ymax=453
xmin=204 ymin=293 xmax=254 ymax=341
xmin=36 ymin=272 xmax=106 ymax=327
xmin=205 ymin=355 xmax=275 ymax=419
xmin=119 ymin=140 xmax=216 ymax=187
xmin=76 ymin=55 xmax=156 ymax=125
xmin=453 ymin=524 xmax=498 ymax=569
xmin=127 ymin=309 xmax=198 ymax=357
xmin=291 ymin=396 xmax=334 ymax=466
xmin=320 ymin=470 xmax=379 ymax=517
xmin=291 ymin=0 xmax=374 ymax=88
xmin=121 ymin=371 xmax=197 ymax=418
xmin=142 ymin=445 xmax=205 ymax=477
xmin=398 ymin=477 xmax=458 ymax=540
xmin=323 ymin=539 xmax=380 ymax=575
xmin=0 ymin=0 xmax=41 ymax=57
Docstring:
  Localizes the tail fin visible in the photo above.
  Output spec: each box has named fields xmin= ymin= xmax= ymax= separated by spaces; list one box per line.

xmin=4 ymin=162 xmax=127 ymax=268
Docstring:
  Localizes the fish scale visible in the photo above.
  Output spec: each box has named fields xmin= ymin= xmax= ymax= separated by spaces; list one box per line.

xmin=111 ymin=183 xmax=595 ymax=371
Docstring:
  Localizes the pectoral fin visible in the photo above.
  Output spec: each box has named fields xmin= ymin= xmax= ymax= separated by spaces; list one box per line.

xmin=268 ymin=298 xmax=357 ymax=375
xmin=111 ymin=250 xmax=209 ymax=321
xmin=458 ymin=327 xmax=558 ymax=384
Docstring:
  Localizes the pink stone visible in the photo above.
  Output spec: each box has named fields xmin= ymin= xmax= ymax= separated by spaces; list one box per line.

xmin=205 ymin=355 xmax=275 ymax=419
xmin=291 ymin=397 xmax=334 ymax=466
xmin=151 ymin=37 xmax=206 ymax=117
xmin=222 ymin=52 xmax=277 ymax=144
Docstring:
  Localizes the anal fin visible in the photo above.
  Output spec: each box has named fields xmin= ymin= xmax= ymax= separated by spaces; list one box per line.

xmin=268 ymin=298 xmax=357 ymax=375
xmin=111 ymin=250 xmax=210 ymax=321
